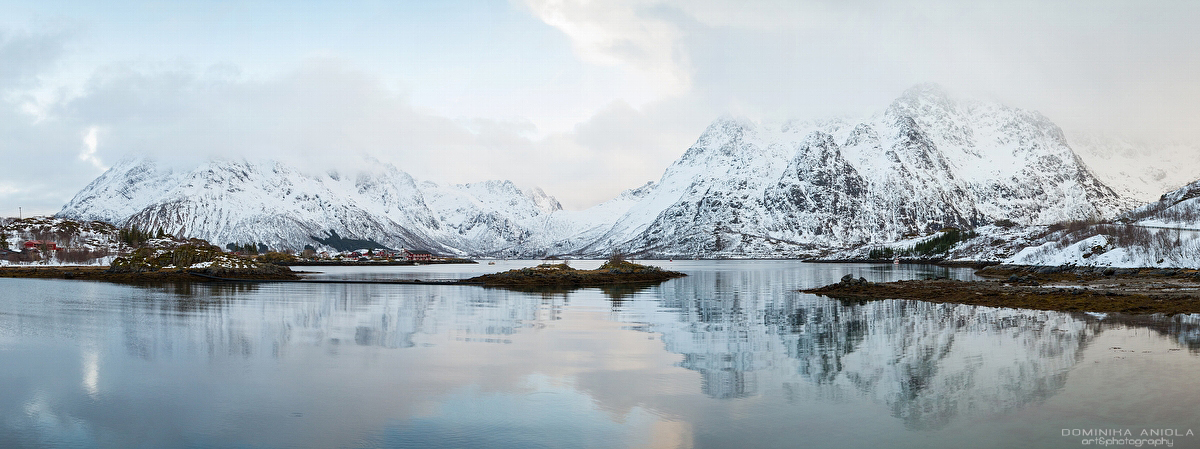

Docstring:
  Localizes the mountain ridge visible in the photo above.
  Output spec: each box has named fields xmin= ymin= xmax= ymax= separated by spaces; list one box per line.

xmin=58 ymin=86 xmax=1136 ymax=258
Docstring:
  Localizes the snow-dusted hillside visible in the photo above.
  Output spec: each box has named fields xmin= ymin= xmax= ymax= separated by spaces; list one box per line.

xmin=825 ymin=224 xmax=1051 ymax=263
xmin=1005 ymin=179 xmax=1200 ymax=268
xmin=1127 ymin=178 xmax=1200 ymax=230
xmin=0 ymin=216 xmax=124 ymax=265
xmin=1007 ymin=227 xmax=1200 ymax=268
xmin=58 ymin=85 xmax=1133 ymax=258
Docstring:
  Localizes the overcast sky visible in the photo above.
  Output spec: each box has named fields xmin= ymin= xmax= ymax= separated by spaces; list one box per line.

xmin=2 ymin=0 xmax=1199 ymax=215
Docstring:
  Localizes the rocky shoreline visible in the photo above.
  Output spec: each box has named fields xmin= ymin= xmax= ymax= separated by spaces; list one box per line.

xmin=804 ymin=266 xmax=1200 ymax=315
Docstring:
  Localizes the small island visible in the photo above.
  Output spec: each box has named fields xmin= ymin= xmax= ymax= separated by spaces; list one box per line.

xmin=464 ymin=257 xmax=686 ymax=287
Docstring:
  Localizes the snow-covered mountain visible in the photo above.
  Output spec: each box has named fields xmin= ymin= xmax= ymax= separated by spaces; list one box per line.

xmin=57 ymin=156 xmax=648 ymax=255
xmin=579 ymin=85 xmax=1129 ymax=257
xmin=59 ymin=85 xmax=1133 ymax=258
xmin=60 ymin=157 xmax=456 ymax=253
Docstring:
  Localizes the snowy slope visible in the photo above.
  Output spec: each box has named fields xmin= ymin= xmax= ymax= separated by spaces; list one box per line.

xmin=1128 ymin=178 xmax=1200 ymax=230
xmin=1006 ymin=179 xmax=1200 ymax=268
xmin=1007 ymin=229 xmax=1200 ymax=268
xmin=57 ymin=157 xmax=186 ymax=225
xmin=418 ymin=180 xmax=554 ymax=254
xmin=0 ymin=216 xmax=125 ymax=266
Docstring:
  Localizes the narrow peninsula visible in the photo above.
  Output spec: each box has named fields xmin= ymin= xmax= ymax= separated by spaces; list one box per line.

xmin=1 ymin=238 xmax=299 ymax=283
xmin=803 ymin=266 xmax=1200 ymax=315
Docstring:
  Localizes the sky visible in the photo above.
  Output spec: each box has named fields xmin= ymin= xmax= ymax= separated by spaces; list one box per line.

xmin=2 ymin=0 xmax=1200 ymax=215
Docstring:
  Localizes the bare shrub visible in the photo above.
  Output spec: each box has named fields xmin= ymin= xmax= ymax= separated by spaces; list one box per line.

xmin=55 ymin=229 xmax=75 ymax=249
xmin=56 ymin=248 xmax=97 ymax=264
xmin=607 ymin=252 xmax=626 ymax=264
xmin=1123 ymin=201 xmax=1170 ymax=223
xmin=31 ymin=226 xmax=53 ymax=243
xmin=1158 ymin=205 xmax=1200 ymax=224
xmin=1124 ymin=198 xmax=1200 ymax=225
xmin=1018 ymin=243 xmax=1057 ymax=261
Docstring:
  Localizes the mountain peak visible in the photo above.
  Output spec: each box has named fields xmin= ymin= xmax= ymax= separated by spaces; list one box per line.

xmin=524 ymin=186 xmax=563 ymax=214
xmin=888 ymin=83 xmax=959 ymax=120
xmin=900 ymin=83 xmax=951 ymax=101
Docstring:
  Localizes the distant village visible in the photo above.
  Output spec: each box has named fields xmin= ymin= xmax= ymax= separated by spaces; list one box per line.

xmin=241 ymin=247 xmax=443 ymax=264
xmin=0 ymin=239 xmax=68 ymax=263
xmin=318 ymin=248 xmax=434 ymax=262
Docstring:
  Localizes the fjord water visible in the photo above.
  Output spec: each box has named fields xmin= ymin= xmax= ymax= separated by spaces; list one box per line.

xmin=2 ymin=261 xmax=1198 ymax=449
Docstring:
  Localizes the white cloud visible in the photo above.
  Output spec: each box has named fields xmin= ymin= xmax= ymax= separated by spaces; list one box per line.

xmin=5 ymin=1 xmax=1200 ymax=216
xmin=523 ymin=0 xmax=691 ymax=97
xmin=0 ymin=54 xmax=710 ymax=212
xmin=525 ymin=0 xmax=1200 ymax=140
xmin=78 ymin=126 xmax=106 ymax=171
xmin=0 ymin=29 xmax=67 ymax=89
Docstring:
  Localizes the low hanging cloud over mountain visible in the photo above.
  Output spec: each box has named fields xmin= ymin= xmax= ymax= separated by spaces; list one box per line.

xmin=2 ymin=1 xmax=1200 ymax=215
xmin=526 ymin=0 xmax=1200 ymax=133
xmin=1 ymin=49 xmax=705 ymax=215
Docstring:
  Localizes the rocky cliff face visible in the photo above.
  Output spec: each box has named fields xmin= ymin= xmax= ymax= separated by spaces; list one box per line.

xmin=58 ymin=85 xmax=1131 ymax=257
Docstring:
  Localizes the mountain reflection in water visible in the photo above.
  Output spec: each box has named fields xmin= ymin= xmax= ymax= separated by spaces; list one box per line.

xmin=652 ymin=272 xmax=1090 ymax=429
xmin=1 ymin=261 xmax=1199 ymax=449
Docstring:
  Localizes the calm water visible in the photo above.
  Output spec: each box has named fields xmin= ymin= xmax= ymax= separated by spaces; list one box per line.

xmin=2 ymin=261 xmax=1198 ymax=449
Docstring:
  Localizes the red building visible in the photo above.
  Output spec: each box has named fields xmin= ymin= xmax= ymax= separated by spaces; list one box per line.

xmin=23 ymin=240 xmax=57 ymax=251
xmin=404 ymin=249 xmax=433 ymax=261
